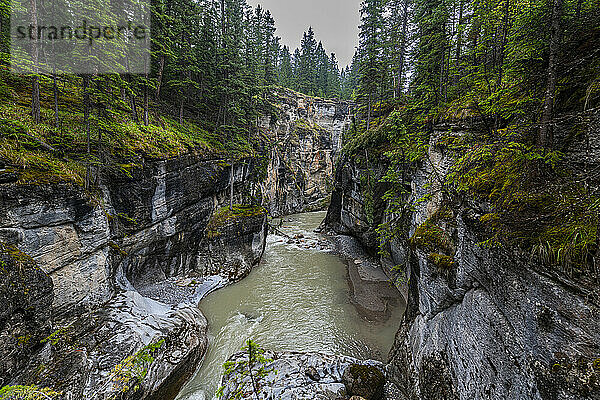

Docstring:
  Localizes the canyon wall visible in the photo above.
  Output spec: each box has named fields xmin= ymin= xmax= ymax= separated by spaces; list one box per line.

xmin=324 ymin=110 xmax=600 ymax=400
xmin=0 ymin=90 xmax=351 ymax=399
xmin=0 ymin=155 xmax=266 ymax=399
xmin=260 ymin=88 xmax=352 ymax=216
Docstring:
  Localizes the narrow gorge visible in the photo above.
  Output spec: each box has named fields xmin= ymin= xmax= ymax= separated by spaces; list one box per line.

xmin=0 ymin=90 xmax=358 ymax=399
xmin=1 ymin=0 xmax=599 ymax=398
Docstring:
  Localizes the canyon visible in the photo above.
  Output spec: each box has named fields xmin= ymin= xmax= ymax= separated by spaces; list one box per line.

xmin=0 ymin=89 xmax=352 ymax=399
xmin=1 ymin=91 xmax=599 ymax=400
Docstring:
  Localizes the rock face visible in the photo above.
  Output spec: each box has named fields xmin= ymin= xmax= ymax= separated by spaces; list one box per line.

xmin=0 ymin=243 xmax=53 ymax=388
xmin=0 ymin=89 xmax=351 ymax=398
xmin=0 ymin=155 xmax=267 ymax=399
xmin=260 ymin=88 xmax=352 ymax=216
xmin=325 ymin=113 xmax=600 ymax=399
xmin=219 ymin=350 xmax=384 ymax=400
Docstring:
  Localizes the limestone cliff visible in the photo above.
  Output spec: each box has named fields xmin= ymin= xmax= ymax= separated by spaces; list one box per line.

xmin=325 ymin=110 xmax=600 ymax=399
xmin=0 ymin=89 xmax=350 ymax=399
xmin=0 ymin=155 xmax=266 ymax=398
xmin=260 ymin=88 xmax=352 ymax=216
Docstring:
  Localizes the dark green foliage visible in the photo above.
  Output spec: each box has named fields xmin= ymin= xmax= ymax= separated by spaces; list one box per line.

xmin=447 ymin=137 xmax=599 ymax=275
xmin=409 ymin=217 xmax=454 ymax=255
xmin=428 ymin=253 xmax=456 ymax=270
xmin=0 ymin=385 xmax=61 ymax=399
xmin=206 ymin=205 xmax=267 ymax=238
xmin=281 ymin=28 xmax=344 ymax=98
xmin=107 ymin=339 xmax=165 ymax=395
xmin=342 ymin=363 xmax=386 ymax=400
xmin=347 ymin=0 xmax=600 ymax=277
xmin=217 ymin=339 xmax=274 ymax=400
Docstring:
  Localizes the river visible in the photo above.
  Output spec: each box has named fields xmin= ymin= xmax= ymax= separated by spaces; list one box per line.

xmin=175 ymin=211 xmax=403 ymax=400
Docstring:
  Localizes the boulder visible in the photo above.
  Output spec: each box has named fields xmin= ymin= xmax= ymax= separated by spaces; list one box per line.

xmin=342 ymin=363 xmax=385 ymax=400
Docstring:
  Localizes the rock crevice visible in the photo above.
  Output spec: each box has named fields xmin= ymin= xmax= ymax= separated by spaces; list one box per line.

xmin=324 ymin=114 xmax=600 ymax=400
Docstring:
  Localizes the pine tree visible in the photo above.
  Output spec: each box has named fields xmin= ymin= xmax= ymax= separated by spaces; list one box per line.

xmin=298 ymin=27 xmax=318 ymax=95
xmin=327 ymin=53 xmax=342 ymax=98
xmin=411 ymin=0 xmax=449 ymax=108
xmin=357 ymin=0 xmax=387 ymax=129
xmin=278 ymin=46 xmax=294 ymax=88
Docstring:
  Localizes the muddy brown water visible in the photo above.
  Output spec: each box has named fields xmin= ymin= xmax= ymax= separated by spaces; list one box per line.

xmin=175 ymin=211 xmax=404 ymax=400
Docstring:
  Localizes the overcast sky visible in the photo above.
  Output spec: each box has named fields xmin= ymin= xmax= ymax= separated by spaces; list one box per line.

xmin=246 ymin=0 xmax=362 ymax=68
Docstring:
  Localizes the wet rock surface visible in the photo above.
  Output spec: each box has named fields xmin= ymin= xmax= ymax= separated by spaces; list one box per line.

xmin=261 ymin=88 xmax=353 ymax=217
xmin=0 ymin=156 xmax=268 ymax=399
xmin=0 ymin=91 xmax=353 ymax=399
xmin=324 ymin=119 xmax=600 ymax=400
xmin=325 ymin=234 xmax=403 ymax=322
xmin=12 ymin=290 xmax=208 ymax=400
xmin=0 ymin=243 xmax=53 ymax=388
xmin=220 ymin=351 xmax=384 ymax=400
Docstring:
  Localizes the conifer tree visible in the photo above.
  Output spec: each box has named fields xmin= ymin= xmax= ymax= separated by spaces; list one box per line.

xmin=278 ymin=46 xmax=294 ymax=88
xmin=356 ymin=0 xmax=387 ymax=129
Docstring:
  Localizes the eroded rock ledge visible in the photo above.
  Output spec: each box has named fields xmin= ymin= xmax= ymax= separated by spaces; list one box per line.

xmin=324 ymin=112 xmax=600 ymax=399
xmin=219 ymin=350 xmax=387 ymax=400
xmin=0 ymin=156 xmax=267 ymax=399
xmin=0 ymin=90 xmax=353 ymax=399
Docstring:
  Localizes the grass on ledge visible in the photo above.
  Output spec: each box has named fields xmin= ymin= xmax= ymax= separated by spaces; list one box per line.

xmin=0 ymin=68 xmax=228 ymax=186
xmin=206 ymin=205 xmax=266 ymax=238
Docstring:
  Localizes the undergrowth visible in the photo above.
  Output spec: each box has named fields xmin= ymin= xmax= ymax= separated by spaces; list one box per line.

xmin=0 ymin=68 xmax=251 ymax=187
xmin=446 ymin=131 xmax=599 ymax=276
xmin=350 ymin=103 xmax=598 ymax=278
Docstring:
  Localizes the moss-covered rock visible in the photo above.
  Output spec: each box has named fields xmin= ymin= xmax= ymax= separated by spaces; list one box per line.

xmin=0 ymin=242 xmax=53 ymax=387
xmin=206 ymin=205 xmax=266 ymax=239
xmin=427 ymin=253 xmax=456 ymax=270
xmin=409 ymin=218 xmax=454 ymax=255
xmin=533 ymin=354 xmax=600 ymax=399
xmin=342 ymin=363 xmax=386 ymax=400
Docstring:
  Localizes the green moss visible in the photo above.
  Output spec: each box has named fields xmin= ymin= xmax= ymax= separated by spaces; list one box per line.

xmin=0 ymin=242 xmax=36 ymax=267
xmin=348 ymin=364 xmax=385 ymax=382
xmin=0 ymin=384 xmax=61 ymax=399
xmin=108 ymin=241 xmax=128 ymax=256
xmin=430 ymin=205 xmax=454 ymax=223
xmin=345 ymin=364 xmax=385 ymax=400
xmin=206 ymin=205 xmax=266 ymax=238
xmin=294 ymin=118 xmax=312 ymax=131
xmin=427 ymin=253 xmax=456 ymax=269
xmin=116 ymin=212 xmax=138 ymax=227
xmin=447 ymin=138 xmax=599 ymax=274
xmin=109 ymin=339 xmax=165 ymax=395
xmin=16 ymin=335 xmax=31 ymax=346
xmin=0 ymin=72 xmax=230 ymax=187
xmin=409 ymin=218 xmax=454 ymax=255
xmin=41 ymin=326 xmax=70 ymax=346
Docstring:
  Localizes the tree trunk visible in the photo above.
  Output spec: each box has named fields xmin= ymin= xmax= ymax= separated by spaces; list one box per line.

xmin=127 ymin=75 xmax=138 ymax=122
xmin=396 ymin=0 xmax=410 ymax=97
xmin=179 ymin=97 xmax=184 ymax=124
xmin=229 ymin=159 xmax=234 ymax=211
xmin=454 ymin=0 xmax=464 ymax=86
xmin=155 ymin=55 xmax=165 ymax=100
xmin=53 ymin=73 xmax=59 ymax=128
xmin=539 ymin=0 xmax=563 ymax=149
xmin=143 ymin=73 xmax=149 ymax=126
xmin=497 ymin=0 xmax=510 ymax=87
xmin=29 ymin=0 xmax=40 ymax=123
xmin=367 ymin=92 xmax=372 ymax=131
xmin=83 ymin=75 xmax=91 ymax=189
xmin=247 ymin=342 xmax=260 ymax=400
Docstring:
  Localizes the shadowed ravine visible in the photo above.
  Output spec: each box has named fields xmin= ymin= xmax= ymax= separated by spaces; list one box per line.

xmin=175 ymin=211 xmax=404 ymax=400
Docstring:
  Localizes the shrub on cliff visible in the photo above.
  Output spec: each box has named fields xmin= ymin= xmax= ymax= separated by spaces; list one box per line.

xmin=0 ymin=385 xmax=61 ymax=400
xmin=217 ymin=340 xmax=275 ymax=400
